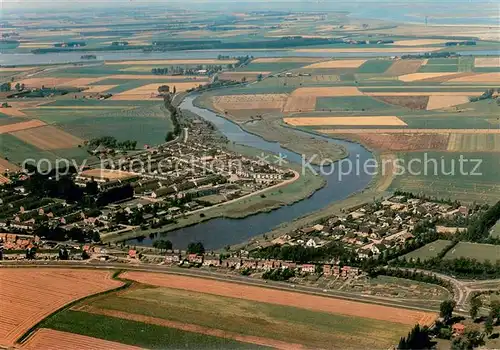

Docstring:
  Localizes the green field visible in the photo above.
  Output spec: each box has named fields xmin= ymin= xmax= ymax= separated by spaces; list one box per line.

xmin=315 ymin=96 xmax=392 ymax=112
xmin=389 ymin=152 xmax=500 ymax=204
xmin=236 ymin=62 xmax=307 ymax=72
xmin=75 ymin=284 xmax=411 ymax=349
xmin=418 ymin=64 xmax=459 ymax=72
xmin=402 ymin=115 xmax=493 ymax=129
xmin=443 ymin=242 xmax=500 ymax=262
xmin=490 ymin=220 xmax=500 ymax=238
xmin=357 ymin=60 xmax=394 ymax=73
xmin=401 ymin=240 xmax=452 ymax=261
xmin=41 ymin=310 xmax=260 ymax=349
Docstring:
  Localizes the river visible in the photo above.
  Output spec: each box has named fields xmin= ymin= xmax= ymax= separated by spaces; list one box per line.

xmin=126 ymin=95 xmax=374 ymax=250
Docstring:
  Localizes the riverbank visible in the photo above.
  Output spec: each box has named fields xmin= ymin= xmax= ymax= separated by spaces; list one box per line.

xmin=193 ymin=94 xmax=348 ymax=166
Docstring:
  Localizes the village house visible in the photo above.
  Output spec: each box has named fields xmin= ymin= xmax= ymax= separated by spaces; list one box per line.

xmin=301 ymin=264 xmax=316 ymax=274
xmin=165 ymin=253 xmax=181 ymax=264
xmin=241 ymin=259 xmax=258 ymax=269
xmin=222 ymin=257 xmax=241 ymax=269
xmin=323 ymin=264 xmax=332 ymax=276
xmin=452 ymin=323 xmax=466 ymax=336
xmin=202 ymin=255 xmax=221 ymax=267
xmin=187 ymin=254 xmax=203 ymax=264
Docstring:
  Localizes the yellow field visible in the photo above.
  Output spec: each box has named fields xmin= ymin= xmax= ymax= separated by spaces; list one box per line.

xmin=83 ymin=85 xmax=118 ymax=93
xmin=284 ymin=116 xmax=407 ymax=126
xmin=294 ymin=47 xmax=442 ymax=53
xmin=79 ymin=169 xmax=137 ymax=180
xmin=105 ymin=59 xmax=238 ymax=65
xmin=426 ymin=95 xmax=471 ymax=110
xmin=302 ymin=59 xmax=367 ymax=69
xmin=0 ymin=107 xmax=27 ymax=117
xmin=16 ymin=77 xmax=105 ymax=88
xmin=18 ymin=43 xmax=54 ymax=48
xmin=474 ymin=57 xmax=500 ymax=68
xmin=446 ymin=72 xmax=500 ymax=83
xmin=251 ymin=57 xmax=323 ymax=63
xmin=447 ymin=134 xmax=500 ymax=152
xmin=104 ymin=74 xmax=208 ymax=81
xmin=291 ymin=87 xmax=362 ymax=97
xmin=0 ymin=67 xmax=37 ymax=72
xmin=398 ymin=73 xmax=459 ymax=82
xmin=111 ymin=82 xmax=206 ymax=100
xmin=393 ymin=39 xmax=450 ymax=46
xmin=212 ymin=94 xmax=288 ymax=110
xmin=0 ymin=120 xmax=46 ymax=134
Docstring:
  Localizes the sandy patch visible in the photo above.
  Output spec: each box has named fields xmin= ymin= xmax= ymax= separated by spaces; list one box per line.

xmin=398 ymin=72 xmax=459 ymax=82
xmin=446 ymin=72 xmax=500 ymax=83
xmin=426 ymin=95 xmax=471 ymax=110
xmin=0 ymin=120 xmax=46 ymax=134
xmin=284 ymin=116 xmax=407 ymax=126
xmin=121 ymin=272 xmax=437 ymax=326
xmin=80 ymin=306 xmax=306 ymax=350
xmin=111 ymin=82 xmax=205 ymax=100
xmin=10 ymin=125 xmax=83 ymax=150
xmin=294 ymin=47 xmax=441 ymax=53
xmin=20 ymin=328 xmax=140 ymax=350
xmin=393 ymin=39 xmax=450 ymax=46
xmin=83 ymin=85 xmax=118 ymax=93
xmin=0 ymin=268 xmax=123 ymax=347
xmin=0 ymin=107 xmax=27 ymax=117
xmin=474 ymin=57 xmax=500 ymax=68
xmin=106 ymin=59 xmax=238 ymax=65
xmin=384 ymin=60 xmax=426 ymax=75
xmin=302 ymin=59 xmax=367 ymax=69
xmin=79 ymin=169 xmax=137 ymax=180
xmin=212 ymin=94 xmax=288 ymax=111
xmin=252 ymin=57 xmax=323 ymax=63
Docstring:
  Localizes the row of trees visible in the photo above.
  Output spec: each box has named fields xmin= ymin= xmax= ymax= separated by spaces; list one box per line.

xmin=469 ymin=89 xmax=498 ymax=103
xmin=461 ymin=200 xmax=500 ymax=243
xmin=87 ymin=136 xmax=138 ymax=151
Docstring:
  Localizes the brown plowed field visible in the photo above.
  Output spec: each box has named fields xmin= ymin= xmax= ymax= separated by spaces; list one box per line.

xmin=384 ymin=60 xmax=426 ymax=75
xmin=0 ymin=120 xmax=46 ymax=134
xmin=21 ymin=328 xmax=141 ymax=350
xmin=121 ymin=272 xmax=437 ymax=326
xmin=105 ymin=74 xmax=207 ymax=80
xmin=0 ymin=107 xmax=27 ymax=117
xmin=374 ymin=96 xmax=429 ymax=110
xmin=80 ymin=306 xmax=307 ymax=350
xmin=16 ymin=77 xmax=104 ymax=88
xmin=318 ymin=128 xmax=500 ymax=134
xmin=0 ymin=268 xmax=123 ymax=347
xmin=334 ymin=132 xmax=450 ymax=151
xmin=10 ymin=125 xmax=83 ymax=150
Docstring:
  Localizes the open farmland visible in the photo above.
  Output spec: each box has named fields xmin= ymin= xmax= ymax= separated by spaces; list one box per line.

xmin=212 ymin=94 xmax=288 ymax=111
xmin=10 ymin=125 xmax=83 ymax=150
xmin=105 ymin=59 xmax=238 ymax=65
xmin=251 ymin=57 xmax=323 ymax=63
xmin=374 ymin=96 xmax=429 ymax=110
xmin=402 ymin=240 xmax=453 ymax=261
xmin=329 ymin=132 xmax=450 ymax=151
xmin=474 ymin=57 xmax=500 ymax=68
xmin=284 ymin=87 xmax=362 ymax=113
xmin=398 ymin=72 xmax=460 ymax=82
xmin=393 ymin=39 xmax=449 ymax=46
xmin=446 ymin=72 xmax=500 ymax=83
xmin=315 ymin=96 xmax=392 ymax=111
xmin=302 ymin=59 xmax=367 ymax=69
xmin=447 ymin=134 xmax=500 ymax=152
xmin=0 ymin=268 xmax=123 ymax=348
xmin=21 ymin=329 xmax=141 ymax=350
xmin=444 ymin=242 xmax=500 ymax=263
xmin=0 ymin=120 xmax=46 ymax=134
xmin=121 ymin=272 xmax=437 ymax=326
xmin=384 ymin=60 xmax=427 ymax=75
xmin=15 ymin=77 xmax=105 ymax=88
xmin=79 ymin=169 xmax=137 ymax=181
xmin=111 ymin=82 xmax=205 ymax=100
xmin=0 ymin=107 xmax=27 ymax=117
xmin=284 ymin=116 xmax=407 ymax=126
xmin=0 ymin=157 xmax=20 ymax=173
xmin=426 ymin=95 xmax=471 ymax=110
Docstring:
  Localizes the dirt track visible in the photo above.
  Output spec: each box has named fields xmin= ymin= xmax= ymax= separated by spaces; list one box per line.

xmin=121 ymin=271 xmax=437 ymax=326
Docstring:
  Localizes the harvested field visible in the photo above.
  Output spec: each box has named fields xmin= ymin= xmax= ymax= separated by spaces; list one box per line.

xmin=212 ymin=94 xmax=288 ymax=111
xmin=0 ymin=120 xmax=46 ymax=134
xmin=105 ymin=59 xmax=238 ymax=65
xmin=393 ymin=39 xmax=449 ymax=46
xmin=0 ymin=67 xmax=37 ymax=72
xmin=21 ymin=329 xmax=141 ymax=350
xmin=10 ymin=125 xmax=83 ymax=150
xmin=284 ymin=116 xmax=407 ymax=126
xmin=0 ymin=157 xmax=21 ymax=173
xmin=426 ymin=95 xmax=470 ymax=110
xmin=80 ymin=306 xmax=305 ymax=350
xmin=104 ymin=74 xmax=207 ymax=81
xmin=291 ymin=87 xmax=362 ymax=97
xmin=252 ymin=57 xmax=323 ymax=63
xmin=474 ymin=57 xmax=500 ymax=68
xmin=446 ymin=72 xmax=500 ymax=83
xmin=16 ymin=77 xmax=104 ymax=88
xmin=332 ymin=132 xmax=450 ymax=151
xmin=418 ymin=72 xmax=475 ymax=83
xmin=398 ymin=72 xmax=459 ymax=82
xmin=83 ymin=85 xmax=118 ymax=93
xmin=374 ymin=96 xmax=429 ymax=110
xmin=384 ymin=60 xmax=426 ymax=75
xmin=283 ymin=96 xmax=316 ymax=113
xmin=0 ymin=107 xmax=27 ymax=117
xmin=79 ymin=169 xmax=138 ymax=180
xmin=447 ymin=134 xmax=500 ymax=152
xmin=111 ymin=82 xmax=205 ymax=100
xmin=0 ymin=268 xmax=123 ymax=347
xmin=319 ymin=128 xmax=500 ymax=134
xmin=302 ymin=59 xmax=366 ymax=69
xmin=294 ymin=47 xmax=441 ymax=53
xmin=121 ymin=271 xmax=437 ymax=326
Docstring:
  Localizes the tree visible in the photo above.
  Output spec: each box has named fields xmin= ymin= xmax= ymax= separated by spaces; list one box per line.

xmin=398 ymin=324 xmax=432 ymax=350
xmin=15 ymin=82 xmax=20 ymax=91
xmin=484 ymin=315 xmax=494 ymax=336
xmin=187 ymin=242 xmax=205 ymax=254
xmin=464 ymin=330 xmax=485 ymax=348
xmin=470 ymin=298 xmax=482 ymax=320
xmin=490 ymin=300 xmax=500 ymax=320
xmin=451 ymin=337 xmax=468 ymax=350
xmin=440 ymin=300 xmax=456 ymax=323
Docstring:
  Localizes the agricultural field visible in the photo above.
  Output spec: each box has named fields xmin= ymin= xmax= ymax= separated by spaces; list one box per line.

xmin=42 ymin=271 xmax=436 ymax=349
xmin=0 ymin=268 xmax=123 ymax=348
xmin=443 ymin=242 xmax=500 ymax=263
xmin=402 ymin=240 xmax=453 ymax=262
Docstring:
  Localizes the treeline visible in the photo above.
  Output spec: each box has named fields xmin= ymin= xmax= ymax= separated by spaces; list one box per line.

xmin=469 ymin=88 xmax=498 ymax=102
xmin=461 ymin=200 xmax=500 ymax=242
xmin=371 ymin=268 xmax=455 ymax=293
xmin=87 ymin=136 xmax=137 ymax=151
xmin=250 ymin=243 xmax=357 ymax=264
xmin=401 ymin=51 xmax=457 ymax=59
xmin=398 ymin=324 xmax=432 ymax=350
xmin=163 ymin=93 xmax=181 ymax=142
xmin=152 ymin=65 xmax=225 ymax=76
xmin=445 ymin=41 xmax=476 ymax=46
